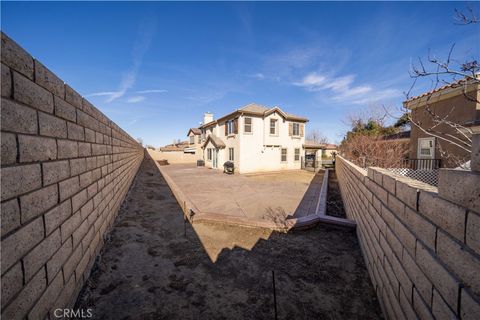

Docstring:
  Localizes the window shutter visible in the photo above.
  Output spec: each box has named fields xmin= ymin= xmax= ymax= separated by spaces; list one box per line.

xmin=289 ymin=123 xmax=293 ymax=136
xmin=300 ymin=124 xmax=304 ymax=137
xmin=225 ymin=122 xmax=228 ymax=135
xmin=234 ymin=118 xmax=238 ymax=134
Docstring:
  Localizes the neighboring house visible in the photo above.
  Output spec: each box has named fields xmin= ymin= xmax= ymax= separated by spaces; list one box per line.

xmin=159 ymin=141 xmax=192 ymax=153
xmin=187 ymin=103 xmax=308 ymax=173
xmin=187 ymin=128 xmax=202 ymax=154
xmin=404 ymin=78 xmax=480 ymax=168
xmin=303 ymin=140 xmax=338 ymax=168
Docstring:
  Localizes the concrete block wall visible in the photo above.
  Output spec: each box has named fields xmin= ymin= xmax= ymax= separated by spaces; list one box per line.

xmin=336 ymin=146 xmax=480 ymax=319
xmin=1 ymin=32 xmax=144 ymax=319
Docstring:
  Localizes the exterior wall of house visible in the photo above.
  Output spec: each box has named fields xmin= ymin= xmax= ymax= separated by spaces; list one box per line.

xmin=187 ymin=132 xmax=203 ymax=158
xmin=203 ymin=140 xmax=225 ymax=169
xmin=238 ymin=113 xmax=304 ymax=173
xmin=336 ymin=151 xmax=480 ymax=319
xmin=409 ymin=92 xmax=479 ymax=167
xmin=0 ymin=33 xmax=144 ymax=319
xmin=197 ymin=110 xmax=305 ymax=173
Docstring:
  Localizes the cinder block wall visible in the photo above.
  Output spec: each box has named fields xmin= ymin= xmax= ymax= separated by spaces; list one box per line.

xmin=1 ymin=32 xmax=144 ymax=319
xmin=336 ymin=148 xmax=480 ymax=319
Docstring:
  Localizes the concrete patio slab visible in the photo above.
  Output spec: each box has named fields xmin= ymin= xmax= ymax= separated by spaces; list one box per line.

xmin=157 ymin=163 xmax=321 ymax=223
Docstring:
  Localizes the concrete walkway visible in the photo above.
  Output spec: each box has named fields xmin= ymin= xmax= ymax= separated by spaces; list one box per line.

xmin=75 ymin=156 xmax=382 ymax=319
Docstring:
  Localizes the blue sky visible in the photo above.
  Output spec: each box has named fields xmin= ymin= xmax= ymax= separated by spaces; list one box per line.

xmin=2 ymin=1 xmax=478 ymax=146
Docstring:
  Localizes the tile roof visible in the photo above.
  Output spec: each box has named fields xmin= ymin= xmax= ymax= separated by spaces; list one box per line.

xmin=188 ymin=128 xmax=202 ymax=135
xmin=201 ymin=134 xmax=226 ymax=149
xmin=159 ymin=141 xmax=189 ymax=152
xmin=239 ymin=103 xmax=269 ymax=114
xmin=404 ymin=77 xmax=478 ymax=103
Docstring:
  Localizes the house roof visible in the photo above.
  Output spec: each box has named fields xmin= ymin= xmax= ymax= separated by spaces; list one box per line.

xmin=187 ymin=128 xmax=201 ymax=136
xmin=403 ymin=77 xmax=479 ymax=108
xmin=199 ymin=120 xmax=218 ymax=129
xmin=201 ymin=134 xmax=226 ymax=149
xmin=159 ymin=141 xmax=189 ymax=152
xmin=239 ymin=103 xmax=269 ymax=113
xmin=215 ymin=103 xmax=308 ymax=123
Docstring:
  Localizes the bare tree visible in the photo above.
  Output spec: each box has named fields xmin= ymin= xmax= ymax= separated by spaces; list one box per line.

xmin=454 ymin=6 xmax=478 ymax=25
xmin=390 ymin=6 xmax=479 ymax=167
xmin=136 ymin=137 xmax=144 ymax=147
xmin=340 ymin=134 xmax=409 ymax=168
xmin=307 ymin=129 xmax=329 ymax=144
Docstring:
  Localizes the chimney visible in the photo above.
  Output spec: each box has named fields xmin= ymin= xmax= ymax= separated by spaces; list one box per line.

xmin=203 ymin=112 xmax=213 ymax=125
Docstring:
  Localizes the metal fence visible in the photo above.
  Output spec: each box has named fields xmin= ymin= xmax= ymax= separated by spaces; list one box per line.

xmin=301 ymin=157 xmax=335 ymax=171
xmin=386 ymin=159 xmax=441 ymax=187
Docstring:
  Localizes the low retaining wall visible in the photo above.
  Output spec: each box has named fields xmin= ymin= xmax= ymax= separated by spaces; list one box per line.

xmin=336 ymin=154 xmax=480 ymax=319
xmin=1 ymin=32 xmax=144 ymax=319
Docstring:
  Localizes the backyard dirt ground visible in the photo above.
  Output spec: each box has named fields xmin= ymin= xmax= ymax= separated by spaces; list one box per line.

xmin=326 ymin=170 xmax=347 ymax=219
xmin=75 ymin=156 xmax=383 ymax=319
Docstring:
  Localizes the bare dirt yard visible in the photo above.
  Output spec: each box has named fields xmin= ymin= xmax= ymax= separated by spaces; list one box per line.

xmin=75 ymin=156 xmax=383 ymax=319
xmin=326 ymin=170 xmax=347 ymax=218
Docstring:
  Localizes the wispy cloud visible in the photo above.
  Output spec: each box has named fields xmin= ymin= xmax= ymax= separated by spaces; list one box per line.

xmin=295 ymin=72 xmax=401 ymax=104
xmin=249 ymin=73 xmax=265 ymax=80
xmin=85 ymin=91 xmax=121 ymax=98
xmin=88 ymin=16 xmax=157 ymax=103
xmin=127 ymin=96 xmax=146 ymax=103
xmin=135 ymin=89 xmax=167 ymax=94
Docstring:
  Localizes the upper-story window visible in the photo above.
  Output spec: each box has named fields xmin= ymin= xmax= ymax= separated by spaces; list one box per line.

xmin=244 ymin=117 xmax=252 ymax=133
xmin=225 ymin=119 xmax=238 ymax=135
xmin=189 ymin=135 xmax=195 ymax=144
xmin=270 ymin=119 xmax=277 ymax=135
xmin=197 ymin=135 xmax=201 ymax=144
xmin=292 ymin=123 xmax=300 ymax=136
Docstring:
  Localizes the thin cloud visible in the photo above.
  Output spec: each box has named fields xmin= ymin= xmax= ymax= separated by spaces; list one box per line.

xmin=250 ymin=73 xmax=265 ymax=80
xmin=105 ymin=16 xmax=157 ymax=103
xmin=295 ymin=72 xmax=399 ymax=104
xmin=85 ymin=91 xmax=121 ymax=98
xmin=127 ymin=96 xmax=146 ymax=103
xmin=135 ymin=89 xmax=167 ymax=94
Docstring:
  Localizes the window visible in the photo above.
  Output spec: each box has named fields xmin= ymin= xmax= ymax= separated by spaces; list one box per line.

xmin=197 ymin=135 xmax=201 ymax=144
xmin=225 ymin=119 xmax=238 ymax=135
xmin=281 ymin=148 xmax=287 ymax=162
xmin=244 ymin=117 xmax=252 ymax=133
xmin=418 ymin=138 xmax=435 ymax=158
xmin=229 ymin=148 xmax=234 ymax=161
xmin=207 ymin=148 xmax=212 ymax=161
xmin=189 ymin=135 xmax=194 ymax=144
xmin=270 ymin=119 xmax=277 ymax=135
xmin=294 ymin=148 xmax=300 ymax=161
xmin=292 ymin=123 xmax=300 ymax=136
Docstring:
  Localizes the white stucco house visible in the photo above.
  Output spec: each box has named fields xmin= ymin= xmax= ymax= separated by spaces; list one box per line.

xmin=187 ymin=103 xmax=309 ymax=173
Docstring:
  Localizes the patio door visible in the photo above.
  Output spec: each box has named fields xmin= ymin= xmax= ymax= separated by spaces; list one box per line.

xmin=212 ymin=148 xmax=218 ymax=168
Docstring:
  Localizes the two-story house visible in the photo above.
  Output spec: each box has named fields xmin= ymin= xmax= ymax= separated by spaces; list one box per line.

xmin=187 ymin=103 xmax=308 ymax=173
xmin=404 ymin=78 xmax=480 ymax=168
